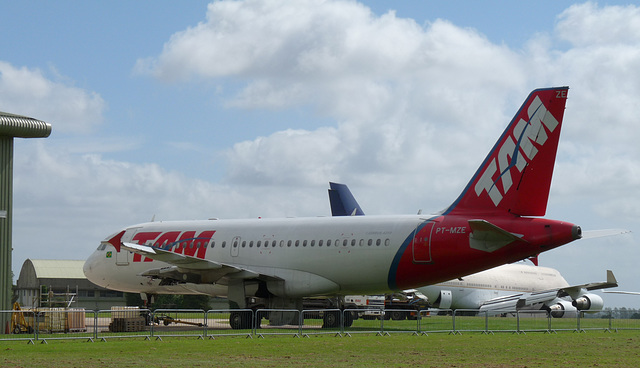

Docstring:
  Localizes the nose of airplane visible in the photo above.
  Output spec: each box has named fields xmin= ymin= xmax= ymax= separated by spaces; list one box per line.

xmin=83 ymin=248 xmax=108 ymax=287
xmin=83 ymin=251 xmax=96 ymax=281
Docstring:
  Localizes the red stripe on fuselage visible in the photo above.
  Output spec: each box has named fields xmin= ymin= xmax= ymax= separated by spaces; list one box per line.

xmin=127 ymin=230 xmax=216 ymax=262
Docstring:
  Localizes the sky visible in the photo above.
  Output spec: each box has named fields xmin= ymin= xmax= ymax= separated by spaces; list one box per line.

xmin=1 ymin=0 xmax=639 ymax=308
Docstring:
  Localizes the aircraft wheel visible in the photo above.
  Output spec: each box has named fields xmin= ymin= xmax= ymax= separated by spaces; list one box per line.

xmin=229 ymin=311 xmax=251 ymax=330
xmin=390 ymin=311 xmax=406 ymax=320
xmin=344 ymin=311 xmax=354 ymax=328
xmin=322 ymin=311 xmax=339 ymax=328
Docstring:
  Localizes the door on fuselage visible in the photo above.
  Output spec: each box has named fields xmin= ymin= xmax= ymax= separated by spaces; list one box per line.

xmin=115 ymin=248 xmax=129 ymax=265
xmin=231 ymin=236 xmax=241 ymax=257
xmin=412 ymin=220 xmax=435 ymax=263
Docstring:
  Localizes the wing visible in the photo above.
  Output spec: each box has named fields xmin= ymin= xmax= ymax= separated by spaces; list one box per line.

xmin=478 ymin=290 xmax=558 ymax=313
xmin=479 ymin=270 xmax=618 ymax=313
xmin=121 ymin=242 xmax=268 ymax=284
xmin=556 ymin=270 xmax=618 ymax=298
xmin=602 ymin=290 xmax=640 ymax=295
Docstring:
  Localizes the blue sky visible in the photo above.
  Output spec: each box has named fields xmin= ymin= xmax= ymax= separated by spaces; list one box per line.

xmin=2 ymin=0 xmax=640 ymax=308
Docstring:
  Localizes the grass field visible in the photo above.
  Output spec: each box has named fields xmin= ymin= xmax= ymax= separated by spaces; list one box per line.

xmin=2 ymin=330 xmax=639 ymax=367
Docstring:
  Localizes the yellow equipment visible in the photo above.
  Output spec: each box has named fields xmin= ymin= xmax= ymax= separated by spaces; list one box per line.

xmin=11 ymin=302 xmax=33 ymax=334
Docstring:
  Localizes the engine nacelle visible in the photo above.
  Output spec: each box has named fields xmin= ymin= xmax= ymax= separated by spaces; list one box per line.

xmin=434 ymin=290 xmax=452 ymax=309
xmin=548 ymin=300 xmax=577 ymax=318
xmin=572 ymin=293 xmax=604 ymax=312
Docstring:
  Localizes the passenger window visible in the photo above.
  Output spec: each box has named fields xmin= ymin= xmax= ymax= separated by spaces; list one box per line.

xmin=303 ymin=240 xmax=307 ymax=247
xmin=385 ymin=239 xmax=390 ymax=246
xmin=257 ymin=241 xmax=261 ymax=248
xmin=376 ymin=239 xmax=381 ymax=246
xmin=351 ymin=239 xmax=356 ymax=246
xmin=327 ymin=239 xmax=332 ymax=246
xmin=343 ymin=239 xmax=348 ymax=247
xmin=368 ymin=239 xmax=372 ymax=246
xmin=318 ymin=240 xmax=323 ymax=247
xmin=295 ymin=240 xmax=300 ymax=247
xmin=359 ymin=239 xmax=364 ymax=247
xmin=242 ymin=241 xmax=246 ymax=248
xmin=280 ymin=240 xmax=284 ymax=247
xmin=222 ymin=241 xmax=227 ymax=248
xmin=210 ymin=241 xmax=215 ymax=248
xmin=311 ymin=240 xmax=315 ymax=247
xmin=287 ymin=240 xmax=292 ymax=247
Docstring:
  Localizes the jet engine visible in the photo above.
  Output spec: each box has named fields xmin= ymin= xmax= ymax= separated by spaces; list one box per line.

xmin=572 ymin=293 xmax=604 ymax=312
xmin=434 ymin=290 xmax=452 ymax=309
xmin=548 ymin=300 xmax=577 ymax=318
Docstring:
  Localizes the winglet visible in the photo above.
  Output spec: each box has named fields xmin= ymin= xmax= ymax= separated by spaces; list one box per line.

xmin=607 ymin=270 xmax=617 ymax=285
xmin=445 ymin=87 xmax=569 ymax=216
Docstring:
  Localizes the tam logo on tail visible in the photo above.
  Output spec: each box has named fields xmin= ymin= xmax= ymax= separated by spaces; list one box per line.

xmin=446 ymin=87 xmax=569 ymax=216
xmin=475 ymin=95 xmax=561 ymax=206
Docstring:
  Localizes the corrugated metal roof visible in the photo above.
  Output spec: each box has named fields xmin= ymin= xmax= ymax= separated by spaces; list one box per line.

xmin=28 ymin=259 xmax=87 ymax=279
xmin=0 ymin=111 xmax=51 ymax=138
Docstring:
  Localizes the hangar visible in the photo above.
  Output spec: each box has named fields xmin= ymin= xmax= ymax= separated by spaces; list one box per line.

xmin=15 ymin=259 xmax=126 ymax=310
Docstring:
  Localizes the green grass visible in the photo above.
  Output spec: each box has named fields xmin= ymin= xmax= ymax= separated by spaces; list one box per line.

xmin=2 ymin=331 xmax=640 ymax=367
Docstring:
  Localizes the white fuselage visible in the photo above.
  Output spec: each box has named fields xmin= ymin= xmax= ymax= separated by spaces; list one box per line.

xmin=417 ymin=263 xmax=569 ymax=309
xmin=84 ymin=215 xmax=425 ymax=297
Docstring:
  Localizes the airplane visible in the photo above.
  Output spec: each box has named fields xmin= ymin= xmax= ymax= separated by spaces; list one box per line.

xmin=416 ymin=264 xmax=617 ymax=317
xmin=84 ymin=86 xmax=582 ymax=328
xmin=327 ymin=183 xmax=617 ymax=318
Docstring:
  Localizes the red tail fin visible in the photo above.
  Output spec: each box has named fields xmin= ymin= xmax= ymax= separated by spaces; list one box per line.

xmin=445 ymin=87 xmax=569 ymax=216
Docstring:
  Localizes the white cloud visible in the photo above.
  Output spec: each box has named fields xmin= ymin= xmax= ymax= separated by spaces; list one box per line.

xmin=0 ymin=61 xmax=106 ymax=133
xmin=135 ymin=0 xmax=530 ymax=206
xmin=133 ymin=1 xmax=640 ymax=224
xmin=556 ymin=2 xmax=640 ymax=46
xmin=8 ymin=1 xmax=640 ymax=305
xmin=11 ymin=141 xmax=331 ymax=265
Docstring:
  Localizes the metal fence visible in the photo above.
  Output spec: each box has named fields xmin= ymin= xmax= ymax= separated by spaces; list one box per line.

xmin=1 ymin=308 xmax=638 ymax=342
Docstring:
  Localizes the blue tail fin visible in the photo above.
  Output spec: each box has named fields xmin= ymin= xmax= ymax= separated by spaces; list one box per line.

xmin=328 ymin=182 xmax=365 ymax=216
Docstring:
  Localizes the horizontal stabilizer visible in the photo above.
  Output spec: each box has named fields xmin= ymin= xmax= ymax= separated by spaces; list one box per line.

xmin=468 ymin=219 xmax=526 ymax=252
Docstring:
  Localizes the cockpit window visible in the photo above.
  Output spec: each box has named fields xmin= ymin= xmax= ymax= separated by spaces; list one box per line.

xmin=97 ymin=243 xmax=107 ymax=251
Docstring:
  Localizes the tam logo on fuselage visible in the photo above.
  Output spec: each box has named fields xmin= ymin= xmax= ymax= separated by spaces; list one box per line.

xmin=130 ymin=230 xmax=215 ymax=262
xmin=474 ymin=96 xmax=560 ymax=206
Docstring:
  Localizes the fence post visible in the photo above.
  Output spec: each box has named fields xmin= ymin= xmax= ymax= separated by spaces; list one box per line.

xmin=483 ymin=311 xmax=490 ymax=334
xmin=452 ymin=310 xmax=456 ymax=335
xmin=93 ymin=310 xmax=98 ymax=341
